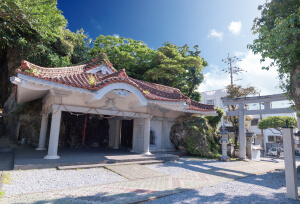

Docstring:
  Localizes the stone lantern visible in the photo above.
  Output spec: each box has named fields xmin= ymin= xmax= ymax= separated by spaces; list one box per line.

xmin=218 ymin=126 xmax=231 ymax=162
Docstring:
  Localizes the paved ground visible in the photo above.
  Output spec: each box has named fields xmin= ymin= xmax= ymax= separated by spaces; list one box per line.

xmin=12 ymin=147 xmax=178 ymax=170
xmin=147 ymin=170 xmax=300 ymax=204
xmin=0 ymin=157 xmax=299 ymax=203
xmin=106 ymin=164 xmax=165 ymax=179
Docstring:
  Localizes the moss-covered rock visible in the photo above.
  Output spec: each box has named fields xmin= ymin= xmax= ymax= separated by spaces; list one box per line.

xmin=170 ymin=108 xmax=223 ymax=158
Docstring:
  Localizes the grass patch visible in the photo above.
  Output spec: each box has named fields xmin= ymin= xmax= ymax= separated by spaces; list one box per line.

xmin=3 ymin=173 xmax=12 ymax=185
xmin=0 ymin=190 xmax=4 ymax=197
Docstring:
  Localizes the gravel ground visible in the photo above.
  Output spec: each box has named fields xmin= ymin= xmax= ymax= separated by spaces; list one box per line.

xmin=147 ymin=170 xmax=300 ymax=204
xmin=146 ymin=157 xmax=255 ymax=175
xmin=2 ymin=167 xmax=127 ymax=196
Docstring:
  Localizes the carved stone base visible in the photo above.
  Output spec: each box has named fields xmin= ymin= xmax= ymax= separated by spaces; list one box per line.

xmin=218 ymin=155 xmax=231 ymax=162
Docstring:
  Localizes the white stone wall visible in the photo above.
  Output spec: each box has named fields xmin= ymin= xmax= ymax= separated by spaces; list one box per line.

xmin=132 ymin=118 xmax=145 ymax=153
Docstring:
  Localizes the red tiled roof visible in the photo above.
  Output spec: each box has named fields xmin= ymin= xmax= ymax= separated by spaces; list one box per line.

xmin=15 ymin=58 xmax=215 ymax=112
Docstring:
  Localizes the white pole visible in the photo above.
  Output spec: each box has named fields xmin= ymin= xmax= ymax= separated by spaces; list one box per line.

xmin=143 ymin=118 xmax=151 ymax=155
xmin=282 ymin=128 xmax=298 ymax=200
xmin=113 ymin=120 xmax=121 ymax=149
xmin=238 ymin=103 xmax=246 ymax=159
xmin=44 ymin=110 xmax=62 ymax=159
xmin=36 ymin=114 xmax=48 ymax=150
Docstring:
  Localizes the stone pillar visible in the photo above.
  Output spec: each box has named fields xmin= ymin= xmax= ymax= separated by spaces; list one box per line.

xmin=36 ymin=114 xmax=49 ymax=150
xmin=238 ymin=103 xmax=246 ymax=159
xmin=246 ymin=136 xmax=252 ymax=159
xmin=161 ymin=119 xmax=166 ymax=150
xmin=143 ymin=118 xmax=151 ymax=155
xmin=297 ymin=117 xmax=300 ymax=131
xmin=44 ymin=110 xmax=62 ymax=159
xmin=113 ymin=120 xmax=121 ymax=149
xmin=282 ymin=128 xmax=298 ymax=200
xmin=263 ymin=129 xmax=268 ymax=152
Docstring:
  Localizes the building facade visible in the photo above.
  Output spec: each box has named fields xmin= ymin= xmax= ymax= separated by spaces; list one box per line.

xmin=11 ymin=56 xmax=216 ymax=159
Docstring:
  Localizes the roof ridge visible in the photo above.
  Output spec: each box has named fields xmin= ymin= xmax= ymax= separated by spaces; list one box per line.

xmin=129 ymin=78 xmax=181 ymax=93
xmin=21 ymin=60 xmax=86 ymax=70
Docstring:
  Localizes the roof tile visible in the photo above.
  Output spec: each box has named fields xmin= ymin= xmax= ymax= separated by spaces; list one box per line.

xmin=16 ymin=58 xmax=215 ymax=112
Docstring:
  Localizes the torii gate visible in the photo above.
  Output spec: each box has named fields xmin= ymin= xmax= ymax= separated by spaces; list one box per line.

xmin=223 ymin=93 xmax=298 ymax=200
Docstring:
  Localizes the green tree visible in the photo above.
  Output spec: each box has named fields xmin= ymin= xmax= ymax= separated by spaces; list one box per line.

xmin=89 ymin=35 xmax=156 ymax=80
xmin=145 ymin=42 xmax=206 ymax=101
xmin=0 ymin=0 xmax=90 ymax=107
xmin=258 ymin=116 xmax=297 ymax=131
xmin=89 ymin=36 xmax=207 ymax=101
xmin=248 ymin=0 xmax=300 ymax=109
xmin=258 ymin=115 xmax=297 ymax=155
xmin=224 ymin=84 xmax=259 ymax=148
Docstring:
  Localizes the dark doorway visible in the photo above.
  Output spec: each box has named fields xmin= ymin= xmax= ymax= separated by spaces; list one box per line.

xmin=121 ymin=120 xmax=133 ymax=149
xmin=60 ymin=112 xmax=109 ymax=148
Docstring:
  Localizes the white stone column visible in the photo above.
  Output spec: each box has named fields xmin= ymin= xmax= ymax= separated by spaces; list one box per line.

xmin=113 ymin=120 xmax=121 ymax=149
xmin=44 ymin=110 xmax=62 ymax=159
xmin=143 ymin=118 xmax=151 ymax=155
xmin=161 ymin=119 xmax=166 ymax=150
xmin=297 ymin=117 xmax=300 ymax=131
xmin=238 ymin=103 xmax=246 ymax=159
xmin=282 ymin=128 xmax=298 ymax=200
xmin=36 ymin=114 xmax=49 ymax=150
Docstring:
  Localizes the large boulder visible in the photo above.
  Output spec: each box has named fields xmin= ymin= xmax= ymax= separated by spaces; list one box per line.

xmin=170 ymin=117 xmax=221 ymax=158
xmin=3 ymin=92 xmax=42 ymax=146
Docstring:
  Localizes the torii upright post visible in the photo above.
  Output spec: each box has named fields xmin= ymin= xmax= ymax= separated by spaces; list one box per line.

xmin=238 ymin=103 xmax=246 ymax=160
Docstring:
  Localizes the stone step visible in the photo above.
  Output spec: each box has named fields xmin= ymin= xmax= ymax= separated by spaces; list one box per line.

xmin=14 ymin=154 xmax=179 ymax=170
xmin=57 ymin=159 xmax=165 ymax=170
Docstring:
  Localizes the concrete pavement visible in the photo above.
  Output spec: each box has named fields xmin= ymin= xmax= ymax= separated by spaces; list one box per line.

xmin=0 ymin=157 xmax=294 ymax=203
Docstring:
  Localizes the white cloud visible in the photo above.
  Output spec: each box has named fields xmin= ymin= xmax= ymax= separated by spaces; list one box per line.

xmin=198 ymin=51 xmax=282 ymax=95
xmin=113 ymin=34 xmax=120 ymax=38
xmin=228 ymin=21 xmax=242 ymax=35
xmin=91 ymin=18 xmax=101 ymax=30
xmin=207 ymin=29 xmax=224 ymax=41
xmin=234 ymin=51 xmax=246 ymax=57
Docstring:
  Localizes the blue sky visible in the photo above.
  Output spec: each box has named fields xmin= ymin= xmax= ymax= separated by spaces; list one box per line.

xmin=57 ymin=0 xmax=282 ymax=95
